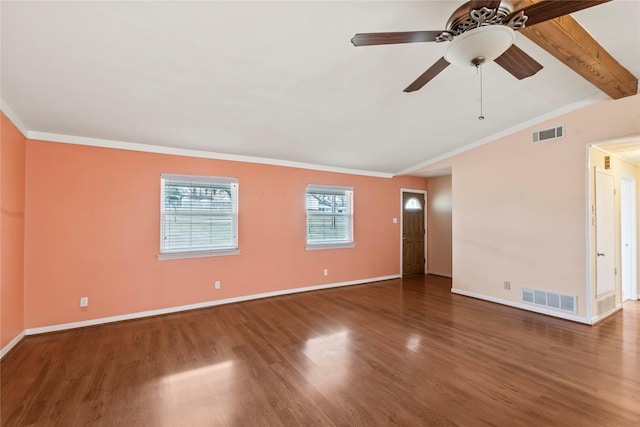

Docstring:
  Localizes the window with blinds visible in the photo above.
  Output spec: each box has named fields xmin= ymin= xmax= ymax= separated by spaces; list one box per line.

xmin=160 ymin=174 xmax=238 ymax=258
xmin=306 ymin=184 xmax=354 ymax=249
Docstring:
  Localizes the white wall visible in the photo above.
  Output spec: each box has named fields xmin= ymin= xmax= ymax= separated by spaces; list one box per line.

xmin=417 ymin=94 xmax=640 ymax=322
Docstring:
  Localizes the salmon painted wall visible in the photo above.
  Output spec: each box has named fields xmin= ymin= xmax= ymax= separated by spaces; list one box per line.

xmin=418 ymin=94 xmax=640 ymax=321
xmin=1 ymin=112 xmax=26 ymax=348
xmin=426 ymin=175 xmax=452 ymax=277
xmin=23 ymin=139 xmax=427 ymax=329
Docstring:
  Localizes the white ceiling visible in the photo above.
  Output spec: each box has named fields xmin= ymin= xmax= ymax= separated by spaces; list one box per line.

xmin=595 ymin=136 xmax=640 ymax=165
xmin=2 ymin=1 xmax=639 ymax=176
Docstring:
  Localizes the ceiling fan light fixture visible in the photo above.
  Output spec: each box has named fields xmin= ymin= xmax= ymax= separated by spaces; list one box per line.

xmin=444 ymin=25 xmax=515 ymax=67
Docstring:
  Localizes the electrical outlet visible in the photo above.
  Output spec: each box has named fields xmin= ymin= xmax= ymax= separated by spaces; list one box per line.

xmin=323 ymin=269 xmax=328 ymax=276
xmin=80 ymin=297 xmax=88 ymax=307
xmin=503 ymin=281 xmax=511 ymax=290
xmin=215 ymin=281 xmax=221 ymax=290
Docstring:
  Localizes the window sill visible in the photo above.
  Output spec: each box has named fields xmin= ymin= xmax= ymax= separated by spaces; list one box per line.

xmin=157 ymin=249 xmax=240 ymax=260
xmin=305 ymin=243 xmax=355 ymax=251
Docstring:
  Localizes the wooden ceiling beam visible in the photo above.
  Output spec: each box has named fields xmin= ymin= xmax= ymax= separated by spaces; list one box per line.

xmin=515 ymin=0 xmax=637 ymax=99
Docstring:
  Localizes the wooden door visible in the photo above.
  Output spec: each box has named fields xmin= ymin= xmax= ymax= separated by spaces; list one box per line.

xmin=402 ymin=192 xmax=425 ymax=277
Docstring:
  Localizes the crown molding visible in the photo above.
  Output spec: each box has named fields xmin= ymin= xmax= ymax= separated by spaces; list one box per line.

xmin=4 ymin=91 xmax=611 ymax=179
xmin=0 ymin=100 xmax=29 ymax=138
xmin=1 ymin=98 xmax=393 ymax=178
xmin=397 ymin=92 xmax=608 ymax=176
xmin=24 ymin=130 xmax=394 ymax=178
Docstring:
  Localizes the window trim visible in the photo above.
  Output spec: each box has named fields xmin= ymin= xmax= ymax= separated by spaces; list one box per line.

xmin=158 ymin=173 xmax=239 ymax=260
xmin=157 ymin=249 xmax=240 ymax=261
xmin=305 ymin=184 xmax=354 ymax=251
xmin=305 ymin=242 xmax=356 ymax=251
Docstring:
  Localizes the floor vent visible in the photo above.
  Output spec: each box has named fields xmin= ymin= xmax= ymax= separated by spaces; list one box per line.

xmin=531 ymin=125 xmax=564 ymax=144
xmin=521 ymin=287 xmax=576 ymax=313
xmin=597 ymin=294 xmax=616 ymax=316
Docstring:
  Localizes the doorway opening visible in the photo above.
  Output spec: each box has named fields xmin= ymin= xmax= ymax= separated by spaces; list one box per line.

xmin=589 ymin=136 xmax=639 ymax=321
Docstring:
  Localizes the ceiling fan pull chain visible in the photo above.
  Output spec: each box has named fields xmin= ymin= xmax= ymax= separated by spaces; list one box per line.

xmin=479 ymin=63 xmax=484 ymax=120
xmin=473 ymin=57 xmax=485 ymax=121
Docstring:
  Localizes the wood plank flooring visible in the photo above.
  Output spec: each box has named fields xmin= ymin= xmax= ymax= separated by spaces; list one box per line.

xmin=2 ymin=275 xmax=639 ymax=426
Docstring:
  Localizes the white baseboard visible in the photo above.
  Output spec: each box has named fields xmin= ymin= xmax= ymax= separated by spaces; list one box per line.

xmin=426 ymin=271 xmax=452 ymax=278
xmin=26 ymin=275 xmax=401 ymax=335
xmin=0 ymin=330 xmax=26 ymax=359
xmin=590 ymin=305 xmax=623 ymax=325
xmin=451 ymin=288 xmax=591 ymax=324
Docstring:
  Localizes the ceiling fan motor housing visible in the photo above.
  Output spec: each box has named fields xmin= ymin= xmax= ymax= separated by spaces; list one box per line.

xmin=438 ymin=0 xmax=526 ymax=42
xmin=444 ymin=25 xmax=515 ymax=66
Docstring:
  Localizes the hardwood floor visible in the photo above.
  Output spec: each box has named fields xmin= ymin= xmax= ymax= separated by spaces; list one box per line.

xmin=2 ymin=275 xmax=639 ymax=426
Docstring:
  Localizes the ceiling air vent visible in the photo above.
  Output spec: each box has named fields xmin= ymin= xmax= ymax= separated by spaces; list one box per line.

xmin=531 ymin=125 xmax=564 ymax=144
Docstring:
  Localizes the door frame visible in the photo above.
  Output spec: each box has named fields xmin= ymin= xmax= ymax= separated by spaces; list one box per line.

xmin=400 ymin=189 xmax=427 ymax=277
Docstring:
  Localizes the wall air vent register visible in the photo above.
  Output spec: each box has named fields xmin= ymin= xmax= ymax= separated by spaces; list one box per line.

xmin=521 ymin=287 xmax=576 ymax=313
xmin=531 ymin=125 xmax=565 ymax=144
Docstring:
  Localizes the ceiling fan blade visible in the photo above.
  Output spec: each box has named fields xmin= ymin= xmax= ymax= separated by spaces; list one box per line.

xmin=508 ymin=0 xmax=611 ymax=27
xmin=494 ymin=45 xmax=543 ymax=79
xmin=351 ymin=31 xmax=443 ymax=46
xmin=404 ymin=57 xmax=450 ymax=92
xmin=469 ymin=1 xmax=502 ymax=12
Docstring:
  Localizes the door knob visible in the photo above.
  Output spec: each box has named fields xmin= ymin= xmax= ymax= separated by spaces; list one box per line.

xmin=597 ymin=252 xmax=605 ymax=257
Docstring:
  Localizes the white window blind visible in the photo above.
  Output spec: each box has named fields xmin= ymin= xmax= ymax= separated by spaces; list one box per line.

xmin=160 ymin=174 xmax=238 ymax=256
xmin=306 ymin=184 xmax=353 ymax=247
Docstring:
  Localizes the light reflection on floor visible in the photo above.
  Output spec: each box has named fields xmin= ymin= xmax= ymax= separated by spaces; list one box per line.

xmin=159 ymin=360 xmax=236 ymax=425
xmin=303 ymin=330 xmax=351 ymax=392
xmin=406 ymin=333 xmax=421 ymax=352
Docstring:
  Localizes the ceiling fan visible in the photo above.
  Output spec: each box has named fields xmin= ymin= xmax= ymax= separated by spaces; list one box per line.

xmin=351 ymin=0 xmax=611 ymax=93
